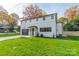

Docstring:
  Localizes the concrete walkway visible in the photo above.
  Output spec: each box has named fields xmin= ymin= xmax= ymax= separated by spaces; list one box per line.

xmin=0 ymin=35 xmax=31 ymax=41
xmin=0 ymin=36 xmax=21 ymax=41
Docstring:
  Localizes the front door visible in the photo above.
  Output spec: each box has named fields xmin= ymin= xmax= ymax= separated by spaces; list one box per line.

xmin=29 ymin=26 xmax=38 ymax=36
xmin=32 ymin=28 xmax=34 ymax=36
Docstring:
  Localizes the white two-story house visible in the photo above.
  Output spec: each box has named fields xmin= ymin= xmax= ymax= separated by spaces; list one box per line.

xmin=20 ymin=13 xmax=63 ymax=37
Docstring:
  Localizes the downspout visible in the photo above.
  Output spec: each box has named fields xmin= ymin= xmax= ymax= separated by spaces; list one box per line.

xmin=55 ymin=13 xmax=57 ymax=38
xmin=20 ymin=20 xmax=22 ymax=36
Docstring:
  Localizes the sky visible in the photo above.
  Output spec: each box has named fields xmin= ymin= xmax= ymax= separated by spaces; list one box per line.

xmin=0 ymin=0 xmax=79 ymax=18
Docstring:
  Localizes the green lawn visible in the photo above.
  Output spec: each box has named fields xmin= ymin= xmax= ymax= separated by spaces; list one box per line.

xmin=0 ymin=36 xmax=79 ymax=56
xmin=0 ymin=33 xmax=19 ymax=37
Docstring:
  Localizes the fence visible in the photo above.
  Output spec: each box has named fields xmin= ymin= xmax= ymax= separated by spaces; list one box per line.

xmin=63 ymin=31 xmax=79 ymax=36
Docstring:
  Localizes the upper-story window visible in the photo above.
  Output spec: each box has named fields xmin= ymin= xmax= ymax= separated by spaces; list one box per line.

xmin=43 ymin=17 xmax=45 ymax=20
xmin=51 ymin=15 xmax=54 ymax=19
xmin=36 ymin=18 xmax=38 ymax=21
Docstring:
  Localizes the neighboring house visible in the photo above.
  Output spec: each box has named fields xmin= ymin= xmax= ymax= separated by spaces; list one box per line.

xmin=20 ymin=13 xmax=63 ymax=37
xmin=0 ymin=24 xmax=10 ymax=33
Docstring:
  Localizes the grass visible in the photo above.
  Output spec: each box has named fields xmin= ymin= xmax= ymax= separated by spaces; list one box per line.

xmin=0 ymin=33 xmax=19 ymax=37
xmin=0 ymin=36 xmax=79 ymax=56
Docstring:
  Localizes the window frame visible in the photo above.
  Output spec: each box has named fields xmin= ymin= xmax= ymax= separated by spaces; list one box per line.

xmin=43 ymin=17 xmax=45 ymax=20
xmin=36 ymin=18 xmax=38 ymax=21
xmin=40 ymin=27 xmax=52 ymax=32
xmin=51 ymin=15 xmax=54 ymax=19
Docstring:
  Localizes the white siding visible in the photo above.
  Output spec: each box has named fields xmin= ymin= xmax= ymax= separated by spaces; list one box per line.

xmin=57 ymin=23 xmax=63 ymax=35
xmin=21 ymin=13 xmax=63 ymax=37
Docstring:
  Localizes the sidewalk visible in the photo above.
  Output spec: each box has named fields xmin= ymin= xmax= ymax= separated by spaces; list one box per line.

xmin=0 ymin=36 xmax=21 ymax=41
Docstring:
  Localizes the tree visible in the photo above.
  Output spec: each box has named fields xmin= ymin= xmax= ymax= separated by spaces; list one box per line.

xmin=64 ymin=5 xmax=78 ymax=22
xmin=64 ymin=15 xmax=79 ymax=31
xmin=11 ymin=13 xmax=19 ymax=25
xmin=64 ymin=23 xmax=73 ymax=31
xmin=23 ymin=4 xmax=47 ymax=19
xmin=64 ymin=5 xmax=79 ymax=31
xmin=0 ymin=12 xmax=14 ymax=25
xmin=59 ymin=17 xmax=68 ymax=24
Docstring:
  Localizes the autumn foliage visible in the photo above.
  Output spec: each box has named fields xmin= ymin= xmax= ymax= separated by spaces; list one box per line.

xmin=64 ymin=5 xmax=79 ymax=22
xmin=11 ymin=13 xmax=19 ymax=25
xmin=59 ymin=17 xmax=68 ymax=24
xmin=23 ymin=4 xmax=47 ymax=19
xmin=0 ymin=12 xmax=14 ymax=25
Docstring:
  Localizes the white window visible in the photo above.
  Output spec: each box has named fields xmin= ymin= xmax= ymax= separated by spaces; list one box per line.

xmin=43 ymin=17 xmax=45 ymax=20
xmin=40 ymin=27 xmax=51 ymax=32
xmin=51 ymin=15 xmax=54 ymax=19
xmin=36 ymin=18 xmax=38 ymax=21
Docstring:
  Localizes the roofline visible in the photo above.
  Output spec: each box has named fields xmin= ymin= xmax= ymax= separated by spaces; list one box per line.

xmin=21 ymin=13 xmax=57 ymax=22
